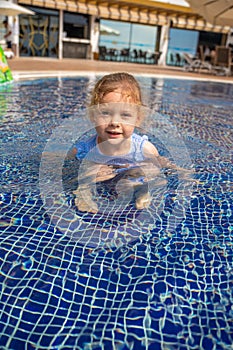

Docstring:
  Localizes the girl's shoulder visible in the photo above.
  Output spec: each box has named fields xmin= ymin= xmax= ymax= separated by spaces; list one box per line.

xmin=143 ymin=139 xmax=159 ymax=157
xmin=132 ymin=133 xmax=159 ymax=158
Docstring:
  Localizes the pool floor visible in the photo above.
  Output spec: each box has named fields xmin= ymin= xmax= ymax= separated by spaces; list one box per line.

xmin=0 ymin=76 xmax=233 ymax=349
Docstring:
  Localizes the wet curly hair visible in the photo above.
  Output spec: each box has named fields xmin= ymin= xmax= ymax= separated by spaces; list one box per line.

xmin=90 ymin=72 xmax=142 ymax=106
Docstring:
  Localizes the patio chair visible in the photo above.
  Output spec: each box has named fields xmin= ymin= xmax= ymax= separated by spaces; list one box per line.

xmin=175 ymin=53 xmax=182 ymax=66
xmin=120 ymin=48 xmax=130 ymax=62
xmin=99 ymin=46 xmax=107 ymax=61
xmin=107 ymin=48 xmax=118 ymax=61
xmin=138 ymin=49 xmax=147 ymax=64
xmin=183 ymin=52 xmax=212 ymax=73
xmin=169 ymin=52 xmax=174 ymax=65
xmin=130 ymin=49 xmax=139 ymax=63
xmin=147 ymin=51 xmax=161 ymax=64
xmin=212 ymin=46 xmax=232 ymax=76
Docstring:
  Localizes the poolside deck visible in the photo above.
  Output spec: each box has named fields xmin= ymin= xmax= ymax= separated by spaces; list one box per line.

xmin=8 ymin=57 xmax=233 ymax=82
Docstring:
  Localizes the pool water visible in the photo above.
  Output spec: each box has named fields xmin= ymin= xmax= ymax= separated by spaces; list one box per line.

xmin=0 ymin=76 xmax=233 ymax=349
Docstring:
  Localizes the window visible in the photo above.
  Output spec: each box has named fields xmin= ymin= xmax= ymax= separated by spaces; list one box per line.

xmin=63 ymin=12 xmax=90 ymax=39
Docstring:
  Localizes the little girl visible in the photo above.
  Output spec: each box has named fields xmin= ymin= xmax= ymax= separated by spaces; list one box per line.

xmin=72 ymin=72 xmax=164 ymax=213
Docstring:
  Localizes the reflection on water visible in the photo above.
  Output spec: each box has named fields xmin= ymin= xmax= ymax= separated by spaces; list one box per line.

xmin=0 ymin=76 xmax=233 ymax=349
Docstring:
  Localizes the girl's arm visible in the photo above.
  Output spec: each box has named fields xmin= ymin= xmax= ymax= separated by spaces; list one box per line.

xmin=142 ymin=140 xmax=194 ymax=177
xmin=143 ymin=140 xmax=159 ymax=158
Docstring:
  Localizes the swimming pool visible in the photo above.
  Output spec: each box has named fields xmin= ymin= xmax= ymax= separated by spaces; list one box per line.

xmin=0 ymin=75 xmax=232 ymax=349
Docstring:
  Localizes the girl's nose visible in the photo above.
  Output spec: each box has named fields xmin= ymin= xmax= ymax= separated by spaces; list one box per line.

xmin=110 ymin=114 xmax=121 ymax=125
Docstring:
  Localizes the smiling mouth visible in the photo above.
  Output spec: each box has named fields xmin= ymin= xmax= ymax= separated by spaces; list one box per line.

xmin=106 ymin=131 xmax=122 ymax=136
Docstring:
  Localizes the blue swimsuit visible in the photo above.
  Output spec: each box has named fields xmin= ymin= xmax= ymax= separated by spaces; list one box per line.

xmin=75 ymin=133 xmax=149 ymax=166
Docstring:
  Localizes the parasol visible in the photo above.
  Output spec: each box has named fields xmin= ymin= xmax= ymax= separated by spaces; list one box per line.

xmin=186 ymin=0 xmax=233 ymax=27
xmin=0 ymin=0 xmax=35 ymax=16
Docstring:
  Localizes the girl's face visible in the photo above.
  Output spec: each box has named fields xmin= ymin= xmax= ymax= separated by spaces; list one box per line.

xmin=93 ymin=90 xmax=141 ymax=144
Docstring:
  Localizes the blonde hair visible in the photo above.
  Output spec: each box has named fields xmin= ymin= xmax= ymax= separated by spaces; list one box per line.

xmin=90 ymin=72 xmax=142 ymax=106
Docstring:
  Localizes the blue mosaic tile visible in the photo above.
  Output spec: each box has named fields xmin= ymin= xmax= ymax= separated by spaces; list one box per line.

xmin=0 ymin=76 xmax=232 ymax=349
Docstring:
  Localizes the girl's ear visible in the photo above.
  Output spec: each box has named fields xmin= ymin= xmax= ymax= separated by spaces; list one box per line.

xmin=88 ymin=108 xmax=95 ymax=123
xmin=135 ymin=107 xmax=145 ymax=127
xmin=135 ymin=116 xmax=142 ymax=127
xmin=136 ymin=105 xmax=149 ymax=127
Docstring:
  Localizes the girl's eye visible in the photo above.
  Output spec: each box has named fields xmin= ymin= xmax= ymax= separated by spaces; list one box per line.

xmin=100 ymin=110 xmax=110 ymax=116
xmin=121 ymin=112 xmax=132 ymax=118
